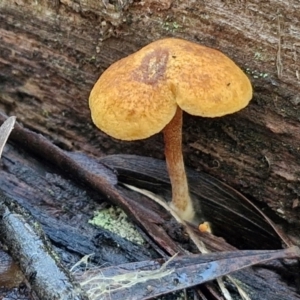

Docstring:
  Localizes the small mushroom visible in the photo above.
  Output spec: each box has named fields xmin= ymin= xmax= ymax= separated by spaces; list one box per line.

xmin=89 ymin=38 xmax=252 ymax=222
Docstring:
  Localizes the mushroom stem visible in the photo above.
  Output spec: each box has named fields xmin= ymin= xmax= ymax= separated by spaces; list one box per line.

xmin=163 ymin=106 xmax=195 ymax=221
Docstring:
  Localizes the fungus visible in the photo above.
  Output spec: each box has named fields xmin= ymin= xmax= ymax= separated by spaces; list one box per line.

xmin=89 ymin=38 xmax=252 ymax=222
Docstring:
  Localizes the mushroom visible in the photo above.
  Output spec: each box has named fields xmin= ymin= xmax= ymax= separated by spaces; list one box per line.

xmin=89 ymin=38 xmax=252 ymax=222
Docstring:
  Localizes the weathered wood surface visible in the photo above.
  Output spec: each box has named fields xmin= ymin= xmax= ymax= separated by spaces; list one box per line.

xmin=0 ymin=0 xmax=300 ymax=242
xmin=0 ymin=140 xmax=159 ymax=299
xmin=0 ymin=133 xmax=299 ymax=300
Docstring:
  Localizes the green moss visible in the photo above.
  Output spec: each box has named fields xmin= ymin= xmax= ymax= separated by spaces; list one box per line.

xmin=245 ymin=68 xmax=269 ymax=79
xmin=41 ymin=109 xmax=50 ymax=118
xmin=89 ymin=206 xmax=144 ymax=245
xmin=162 ymin=21 xmax=182 ymax=32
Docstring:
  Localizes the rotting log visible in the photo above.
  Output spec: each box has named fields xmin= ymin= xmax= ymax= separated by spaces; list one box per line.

xmin=0 ymin=137 xmax=299 ymax=300
xmin=0 ymin=0 xmax=300 ymax=241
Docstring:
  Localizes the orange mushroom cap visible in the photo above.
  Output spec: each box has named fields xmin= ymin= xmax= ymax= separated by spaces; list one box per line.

xmin=89 ymin=38 xmax=252 ymax=140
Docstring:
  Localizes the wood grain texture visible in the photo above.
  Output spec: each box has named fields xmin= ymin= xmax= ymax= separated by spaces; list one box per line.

xmin=0 ymin=0 xmax=300 ymax=238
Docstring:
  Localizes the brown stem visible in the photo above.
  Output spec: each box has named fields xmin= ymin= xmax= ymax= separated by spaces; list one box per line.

xmin=163 ymin=107 xmax=195 ymax=221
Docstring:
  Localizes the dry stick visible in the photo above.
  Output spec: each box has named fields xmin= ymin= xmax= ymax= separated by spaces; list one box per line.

xmin=75 ymin=247 xmax=300 ymax=300
xmin=0 ymin=192 xmax=89 ymax=300
xmin=0 ymin=113 xmax=182 ymax=256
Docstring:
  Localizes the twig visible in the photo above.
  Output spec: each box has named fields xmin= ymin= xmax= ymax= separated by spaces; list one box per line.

xmin=0 ymin=191 xmax=88 ymax=300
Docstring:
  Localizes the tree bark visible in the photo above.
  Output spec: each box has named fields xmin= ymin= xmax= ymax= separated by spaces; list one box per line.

xmin=0 ymin=0 xmax=300 ymax=240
